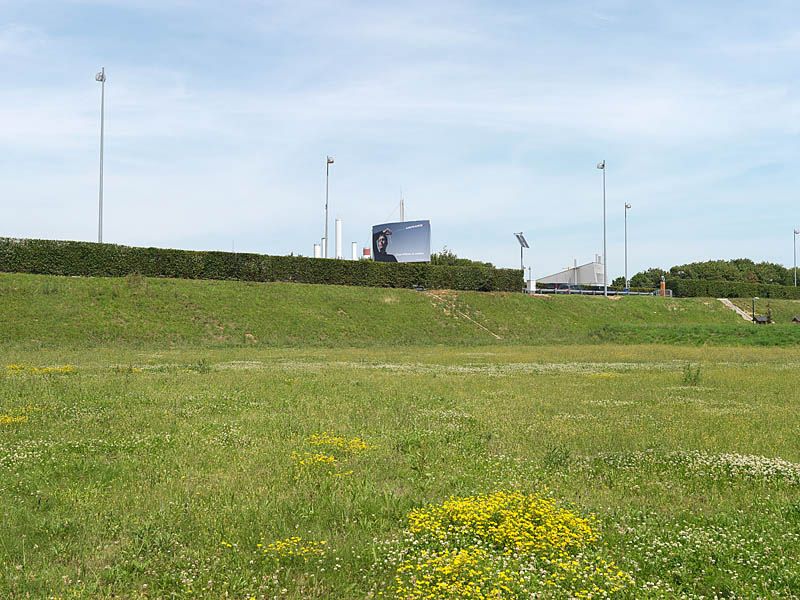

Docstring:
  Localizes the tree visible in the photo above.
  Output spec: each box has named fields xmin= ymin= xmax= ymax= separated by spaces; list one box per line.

xmin=630 ymin=268 xmax=667 ymax=288
xmin=666 ymin=259 xmax=789 ymax=284
xmin=430 ymin=247 xmax=494 ymax=268
xmin=752 ymin=261 xmax=789 ymax=285
xmin=630 ymin=259 xmax=793 ymax=288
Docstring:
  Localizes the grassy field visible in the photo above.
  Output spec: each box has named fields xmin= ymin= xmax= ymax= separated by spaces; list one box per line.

xmin=2 ymin=274 xmax=800 ymax=598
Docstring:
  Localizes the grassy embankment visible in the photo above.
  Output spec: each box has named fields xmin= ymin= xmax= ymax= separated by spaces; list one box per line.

xmin=731 ymin=296 xmax=800 ymax=323
xmin=2 ymin=272 xmax=799 ymax=348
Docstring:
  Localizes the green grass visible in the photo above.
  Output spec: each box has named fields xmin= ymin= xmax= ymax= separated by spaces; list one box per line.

xmin=4 ymin=272 xmax=800 ymax=349
xmin=1 ymin=345 xmax=800 ymax=598
xmin=2 ymin=274 xmax=800 ymax=598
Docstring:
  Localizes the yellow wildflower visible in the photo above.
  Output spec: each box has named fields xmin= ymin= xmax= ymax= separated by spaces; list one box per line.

xmin=407 ymin=491 xmax=597 ymax=557
xmin=393 ymin=491 xmax=633 ymax=599
xmin=0 ymin=415 xmax=28 ymax=425
xmin=261 ymin=536 xmax=327 ymax=559
xmin=6 ymin=364 xmax=76 ymax=375
xmin=291 ymin=451 xmax=337 ymax=466
xmin=306 ymin=431 xmax=369 ymax=453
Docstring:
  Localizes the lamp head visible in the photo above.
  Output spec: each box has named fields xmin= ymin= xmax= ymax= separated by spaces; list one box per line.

xmin=95 ymin=69 xmax=106 ymax=82
xmin=327 ymin=156 xmax=334 ymax=164
xmin=625 ymin=203 xmax=631 ymax=209
xmin=596 ymin=160 xmax=605 ymax=169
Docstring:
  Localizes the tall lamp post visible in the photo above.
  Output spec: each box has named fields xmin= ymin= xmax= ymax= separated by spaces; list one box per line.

xmin=514 ymin=232 xmax=530 ymax=291
xmin=624 ymin=203 xmax=631 ymax=289
xmin=794 ymin=229 xmax=799 ymax=287
xmin=596 ymin=160 xmax=607 ymax=296
xmin=95 ymin=67 xmax=106 ymax=243
xmin=324 ymin=155 xmax=334 ymax=258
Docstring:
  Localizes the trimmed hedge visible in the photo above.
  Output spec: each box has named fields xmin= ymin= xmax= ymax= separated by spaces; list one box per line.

xmin=608 ymin=286 xmax=660 ymax=294
xmin=666 ymin=278 xmax=800 ymax=299
xmin=0 ymin=238 xmax=523 ymax=292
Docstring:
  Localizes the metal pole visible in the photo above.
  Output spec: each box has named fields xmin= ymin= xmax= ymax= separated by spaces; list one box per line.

xmin=794 ymin=230 xmax=798 ymax=287
xmin=602 ymin=164 xmax=607 ymax=296
xmin=520 ymin=244 xmax=523 ymax=271
xmin=97 ymin=67 xmax=106 ymax=243
xmin=324 ymin=159 xmax=329 ymax=258
xmin=624 ymin=203 xmax=630 ymax=289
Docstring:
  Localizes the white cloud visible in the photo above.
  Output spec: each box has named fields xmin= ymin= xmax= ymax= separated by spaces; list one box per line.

xmin=1 ymin=0 xmax=798 ymax=273
xmin=0 ymin=23 xmax=47 ymax=57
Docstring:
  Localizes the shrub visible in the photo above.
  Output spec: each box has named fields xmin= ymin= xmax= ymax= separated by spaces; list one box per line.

xmin=430 ymin=247 xmax=494 ymax=268
xmin=0 ymin=238 xmax=522 ymax=292
xmin=666 ymin=278 xmax=800 ymax=299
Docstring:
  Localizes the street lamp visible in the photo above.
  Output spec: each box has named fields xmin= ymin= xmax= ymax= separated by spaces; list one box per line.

xmin=324 ymin=155 xmax=334 ymax=258
xmin=752 ymin=296 xmax=759 ymax=322
xmin=624 ymin=203 xmax=631 ymax=290
xmin=794 ymin=229 xmax=799 ymax=287
xmin=514 ymin=232 xmax=529 ymax=267
xmin=596 ymin=160 xmax=607 ymax=296
xmin=514 ymin=233 xmax=530 ymax=292
xmin=95 ymin=67 xmax=106 ymax=243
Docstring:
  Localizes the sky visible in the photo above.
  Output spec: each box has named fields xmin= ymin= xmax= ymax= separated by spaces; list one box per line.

xmin=1 ymin=0 xmax=798 ymax=278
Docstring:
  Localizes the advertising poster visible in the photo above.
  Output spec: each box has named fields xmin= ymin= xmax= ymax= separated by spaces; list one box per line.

xmin=371 ymin=220 xmax=431 ymax=263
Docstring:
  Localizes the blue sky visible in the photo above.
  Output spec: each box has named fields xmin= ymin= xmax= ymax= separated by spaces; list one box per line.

xmin=1 ymin=0 xmax=798 ymax=277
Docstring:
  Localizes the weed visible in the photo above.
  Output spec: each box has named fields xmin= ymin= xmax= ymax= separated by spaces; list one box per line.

xmin=125 ymin=272 xmax=147 ymax=290
xmin=542 ymin=443 xmax=571 ymax=471
xmin=190 ymin=358 xmax=211 ymax=373
xmin=683 ymin=362 xmax=702 ymax=385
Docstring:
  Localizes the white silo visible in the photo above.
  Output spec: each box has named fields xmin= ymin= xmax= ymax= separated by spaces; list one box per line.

xmin=313 ymin=243 xmax=321 ymax=258
xmin=335 ymin=218 xmax=343 ymax=259
xmin=351 ymin=242 xmax=358 ymax=261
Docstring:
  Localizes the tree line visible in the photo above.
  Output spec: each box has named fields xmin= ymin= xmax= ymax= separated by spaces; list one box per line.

xmin=615 ymin=259 xmax=796 ymax=289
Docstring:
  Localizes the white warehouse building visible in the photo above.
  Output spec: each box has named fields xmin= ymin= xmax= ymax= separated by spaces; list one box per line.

xmin=537 ymin=256 xmax=604 ymax=287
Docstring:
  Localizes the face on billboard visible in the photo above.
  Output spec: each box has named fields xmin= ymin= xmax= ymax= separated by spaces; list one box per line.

xmin=371 ymin=220 xmax=431 ymax=263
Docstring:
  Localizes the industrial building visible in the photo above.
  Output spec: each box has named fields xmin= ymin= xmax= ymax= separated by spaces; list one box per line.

xmin=537 ymin=256 xmax=605 ymax=288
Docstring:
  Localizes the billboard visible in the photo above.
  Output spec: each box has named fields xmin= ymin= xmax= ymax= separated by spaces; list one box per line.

xmin=372 ymin=220 xmax=431 ymax=263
